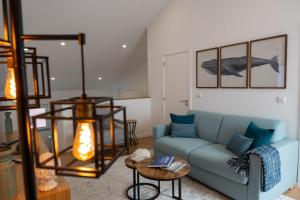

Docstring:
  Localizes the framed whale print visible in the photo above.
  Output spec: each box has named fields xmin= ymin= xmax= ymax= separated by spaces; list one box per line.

xmin=196 ymin=47 xmax=219 ymax=88
xmin=250 ymin=34 xmax=287 ymax=89
xmin=220 ymin=42 xmax=249 ymax=88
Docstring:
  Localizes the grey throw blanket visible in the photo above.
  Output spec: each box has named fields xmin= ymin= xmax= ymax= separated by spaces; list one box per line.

xmin=227 ymin=145 xmax=281 ymax=192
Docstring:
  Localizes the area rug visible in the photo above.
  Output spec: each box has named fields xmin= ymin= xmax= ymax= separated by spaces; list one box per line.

xmin=65 ymin=156 xmax=294 ymax=200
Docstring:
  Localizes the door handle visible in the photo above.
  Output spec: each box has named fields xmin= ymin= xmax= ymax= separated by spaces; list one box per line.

xmin=180 ymin=100 xmax=188 ymax=103
xmin=179 ymin=100 xmax=189 ymax=106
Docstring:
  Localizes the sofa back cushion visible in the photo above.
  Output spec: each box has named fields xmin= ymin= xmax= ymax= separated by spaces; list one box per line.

xmin=218 ymin=114 xmax=287 ymax=145
xmin=187 ymin=110 xmax=223 ymax=143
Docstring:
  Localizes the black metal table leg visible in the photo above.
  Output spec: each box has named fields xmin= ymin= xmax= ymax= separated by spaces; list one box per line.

xmin=137 ymin=172 xmax=140 ymax=200
xmin=158 ymin=180 xmax=160 ymax=191
xmin=172 ymin=180 xmax=175 ymax=198
xmin=178 ymin=178 xmax=182 ymax=200
xmin=133 ymin=169 xmax=136 ymax=199
xmin=171 ymin=178 xmax=182 ymax=200
xmin=126 ymin=172 xmax=160 ymax=200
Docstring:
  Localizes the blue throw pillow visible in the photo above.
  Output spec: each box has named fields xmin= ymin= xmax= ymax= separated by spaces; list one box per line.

xmin=170 ymin=113 xmax=195 ymax=124
xmin=244 ymin=122 xmax=274 ymax=149
xmin=170 ymin=123 xmax=197 ymax=138
xmin=226 ymin=133 xmax=254 ymax=157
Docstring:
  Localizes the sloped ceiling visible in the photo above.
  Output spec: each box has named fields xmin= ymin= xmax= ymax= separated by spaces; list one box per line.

xmin=20 ymin=0 xmax=169 ymax=90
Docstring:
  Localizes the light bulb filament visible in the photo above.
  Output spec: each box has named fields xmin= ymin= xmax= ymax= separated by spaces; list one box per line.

xmin=4 ymin=68 xmax=17 ymax=99
xmin=73 ymin=122 xmax=95 ymax=161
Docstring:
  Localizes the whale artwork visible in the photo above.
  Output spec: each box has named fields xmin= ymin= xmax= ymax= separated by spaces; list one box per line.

xmin=196 ymin=35 xmax=286 ymax=88
xmin=201 ymin=56 xmax=279 ymax=77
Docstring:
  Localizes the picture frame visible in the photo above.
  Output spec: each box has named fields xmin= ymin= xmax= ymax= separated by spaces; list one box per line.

xmin=249 ymin=34 xmax=287 ymax=89
xmin=196 ymin=47 xmax=219 ymax=88
xmin=220 ymin=42 xmax=249 ymax=88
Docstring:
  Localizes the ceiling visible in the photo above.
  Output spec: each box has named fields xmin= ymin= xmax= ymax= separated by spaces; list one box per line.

xmin=18 ymin=0 xmax=169 ymax=90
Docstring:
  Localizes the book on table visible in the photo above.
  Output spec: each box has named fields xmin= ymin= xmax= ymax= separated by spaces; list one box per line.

xmin=148 ymin=154 xmax=174 ymax=168
xmin=165 ymin=161 xmax=186 ymax=172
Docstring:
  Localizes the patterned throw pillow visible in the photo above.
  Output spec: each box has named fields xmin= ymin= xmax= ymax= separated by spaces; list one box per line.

xmin=170 ymin=123 xmax=197 ymax=138
xmin=226 ymin=132 xmax=254 ymax=157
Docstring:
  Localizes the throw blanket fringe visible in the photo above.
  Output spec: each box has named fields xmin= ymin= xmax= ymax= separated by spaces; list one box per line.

xmin=227 ymin=145 xmax=281 ymax=192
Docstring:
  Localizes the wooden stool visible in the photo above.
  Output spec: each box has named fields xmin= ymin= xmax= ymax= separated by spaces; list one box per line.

xmin=127 ymin=120 xmax=138 ymax=146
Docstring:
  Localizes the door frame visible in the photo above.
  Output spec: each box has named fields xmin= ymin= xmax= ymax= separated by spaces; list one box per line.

xmin=162 ymin=49 xmax=193 ymax=121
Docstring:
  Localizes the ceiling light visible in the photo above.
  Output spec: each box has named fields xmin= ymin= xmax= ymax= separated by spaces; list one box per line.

xmin=51 ymin=77 xmax=55 ymax=80
xmin=122 ymin=44 xmax=127 ymax=49
xmin=60 ymin=42 xmax=66 ymax=46
xmin=98 ymin=77 xmax=102 ymax=80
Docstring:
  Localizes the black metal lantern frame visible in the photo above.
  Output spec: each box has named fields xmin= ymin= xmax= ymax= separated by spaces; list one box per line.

xmin=0 ymin=45 xmax=45 ymax=110
xmin=24 ymin=47 xmax=51 ymax=99
xmin=32 ymin=97 xmax=129 ymax=178
xmin=28 ymin=33 xmax=129 ymax=178
xmin=0 ymin=45 xmax=53 ymax=110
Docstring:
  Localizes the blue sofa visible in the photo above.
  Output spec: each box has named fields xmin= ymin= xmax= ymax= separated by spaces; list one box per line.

xmin=153 ymin=110 xmax=298 ymax=200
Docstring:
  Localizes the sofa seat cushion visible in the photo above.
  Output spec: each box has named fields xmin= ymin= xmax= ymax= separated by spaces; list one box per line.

xmin=155 ymin=136 xmax=212 ymax=160
xmin=189 ymin=144 xmax=248 ymax=184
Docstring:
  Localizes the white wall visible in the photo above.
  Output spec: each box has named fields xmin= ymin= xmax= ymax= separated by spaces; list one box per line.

xmin=148 ymin=0 xmax=300 ymax=140
xmin=115 ymin=31 xmax=149 ymax=98
xmin=115 ymin=98 xmax=152 ymax=138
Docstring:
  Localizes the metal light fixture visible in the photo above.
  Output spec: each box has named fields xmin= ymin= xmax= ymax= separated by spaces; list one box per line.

xmin=31 ymin=34 xmax=129 ymax=178
xmin=0 ymin=45 xmax=52 ymax=110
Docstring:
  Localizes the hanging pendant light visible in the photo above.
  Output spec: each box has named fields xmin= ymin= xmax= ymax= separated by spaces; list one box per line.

xmin=0 ymin=46 xmax=52 ymax=110
xmin=31 ymin=33 xmax=129 ymax=178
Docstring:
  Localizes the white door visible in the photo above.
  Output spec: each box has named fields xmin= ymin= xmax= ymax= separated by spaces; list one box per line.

xmin=163 ymin=51 xmax=190 ymax=122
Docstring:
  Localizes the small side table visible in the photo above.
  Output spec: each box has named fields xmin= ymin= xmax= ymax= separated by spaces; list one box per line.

xmin=126 ymin=120 xmax=138 ymax=146
xmin=125 ymin=157 xmax=159 ymax=200
xmin=136 ymin=158 xmax=191 ymax=200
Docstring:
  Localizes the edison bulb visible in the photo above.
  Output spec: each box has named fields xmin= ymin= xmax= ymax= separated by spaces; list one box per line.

xmin=4 ymin=68 xmax=16 ymax=99
xmin=72 ymin=122 xmax=95 ymax=161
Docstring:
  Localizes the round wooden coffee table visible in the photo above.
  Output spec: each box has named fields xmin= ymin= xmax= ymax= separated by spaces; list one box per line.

xmin=136 ymin=158 xmax=191 ymax=200
xmin=125 ymin=157 xmax=160 ymax=200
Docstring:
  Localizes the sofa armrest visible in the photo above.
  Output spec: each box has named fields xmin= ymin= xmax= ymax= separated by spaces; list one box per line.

xmin=153 ymin=124 xmax=170 ymax=140
xmin=248 ymin=138 xmax=299 ymax=200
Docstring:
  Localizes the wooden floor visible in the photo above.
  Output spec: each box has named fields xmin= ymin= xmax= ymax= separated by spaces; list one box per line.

xmin=286 ymin=188 xmax=300 ymax=200
xmin=133 ymin=136 xmax=300 ymax=200
xmin=128 ymin=136 xmax=154 ymax=154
